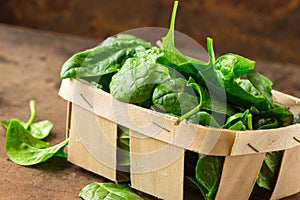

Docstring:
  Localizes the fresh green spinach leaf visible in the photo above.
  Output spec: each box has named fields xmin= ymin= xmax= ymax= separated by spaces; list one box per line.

xmin=152 ymin=78 xmax=198 ymax=116
xmin=1 ymin=120 xmax=9 ymax=129
xmin=117 ymin=126 xmax=130 ymax=167
xmin=187 ymin=77 xmax=236 ymax=116
xmin=252 ymin=103 xmax=294 ymax=128
xmin=1 ymin=100 xmax=53 ymax=140
xmin=247 ymin=70 xmax=273 ymax=103
xmin=60 ymin=34 xmax=151 ymax=79
xmin=27 ymin=120 xmax=53 ymax=140
xmin=5 ymin=119 xmax=68 ymax=166
xmin=257 ymin=151 xmax=283 ymax=190
xmin=188 ymin=111 xmax=221 ymax=128
xmin=195 ymin=155 xmax=224 ymax=200
xmin=214 ymin=54 xmax=272 ymax=110
xmin=109 ymin=48 xmax=171 ymax=103
xmin=185 ymin=176 xmax=213 ymax=200
xmin=161 ymin=1 xmax=187 ymax=65
xmin=79 ymin=182 xmax=144 ymax=200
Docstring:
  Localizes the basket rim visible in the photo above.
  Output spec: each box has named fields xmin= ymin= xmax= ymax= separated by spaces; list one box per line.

xmin=59 ymin=78 xmax=300 ymax=156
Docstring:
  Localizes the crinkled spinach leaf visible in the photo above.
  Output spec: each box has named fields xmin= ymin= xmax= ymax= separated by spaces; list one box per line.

xmin=152 ymin=78 xmax=198 ymax=116
xmin=252 ymin=103 xmax=294 ymax=129
xmin=109 ymin=48 xmax=171 ymax=103
xmin=60 ymin=34 xmax=151 ymax=79
xmin=214 ymin=54 xmax=272 ymax=110
xmin=79 ymin=182 xmax=144 ymax=200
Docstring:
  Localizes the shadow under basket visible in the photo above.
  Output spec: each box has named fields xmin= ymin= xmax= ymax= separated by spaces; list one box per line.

xmin=59 ymin=78 xmax=300 ymax=200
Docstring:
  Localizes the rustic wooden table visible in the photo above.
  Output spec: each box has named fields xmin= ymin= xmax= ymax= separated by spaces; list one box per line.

xmin=0 ymin=23 xmax=299 ymax=199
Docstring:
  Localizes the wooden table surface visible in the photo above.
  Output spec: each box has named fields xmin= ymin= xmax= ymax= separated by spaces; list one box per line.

xmin=0 ymin=23 xmax=299 ymax=199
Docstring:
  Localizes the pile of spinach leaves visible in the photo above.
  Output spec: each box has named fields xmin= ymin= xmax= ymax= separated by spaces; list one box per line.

xmin=60 ymin=1 xmax=299 ymax=199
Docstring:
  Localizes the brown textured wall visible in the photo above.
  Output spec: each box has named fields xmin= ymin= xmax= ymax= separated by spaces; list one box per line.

xmin=1 ymin=0 xmax=299 ymax=65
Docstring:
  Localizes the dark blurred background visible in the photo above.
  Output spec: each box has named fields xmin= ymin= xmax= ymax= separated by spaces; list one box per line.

xmin=1 ymin=0 xmax=300 ymax=65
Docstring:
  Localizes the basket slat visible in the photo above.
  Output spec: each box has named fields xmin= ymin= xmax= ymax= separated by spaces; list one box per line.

xmin=69 ymin=104 xmax=118 ymax=181
xmin=215 ymin=153 xmax=266 ymax=200
xmin=130 ymin=130 xmax=185 ymax=200
xmin=271 ymin=145 xmax=300 ymax=199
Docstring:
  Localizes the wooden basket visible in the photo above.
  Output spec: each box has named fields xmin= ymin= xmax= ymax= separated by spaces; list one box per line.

xmin=59 ymin=78 xmax=300 ymax=200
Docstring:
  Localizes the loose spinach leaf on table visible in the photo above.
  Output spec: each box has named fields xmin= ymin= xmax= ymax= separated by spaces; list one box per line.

xmin=28 ymin=120 xmax=54 ymax=140
xmin=1 ymin=100 xmax=68 ymax=166
xmin=60 ymin=34 xmax=151 ymax=79
xmin=1 ymin=100 xmax=53 ymax=140
xmin=5 ymin=119 xmax=69 ymax=166
xmin=109 ymin=48 xmax=171 ymax=103
xmin=79 ymin=182 xmax=144 ymax=200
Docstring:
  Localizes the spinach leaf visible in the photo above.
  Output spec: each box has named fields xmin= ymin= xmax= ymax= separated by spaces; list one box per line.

xmin=252 ymin=103 xmax=294 ymax=129
xmin=247 ymin=70 xmax=273 ymax=103
xmin=117 ymin=126 xmax=130 ymax=167
xmin=161 ymin=1 xmax=187 ymax=65
xmin=255 ymin=117 xmax=279 ymax=130
xmin=176 ymin=77 xmax=235 ymax=124
xmin=79 ymin=182 xmax=144 ymax=200
xmin=27 ymin=120 xmax=53 ymax=140
xmin=195 ymin=155 xmax=224 ymax=200
xmin=214 ymin=53 xmax=255 ymax=79
xmin=5 ymin=119 xmax=69 ymax=166
xmin=109 ymin=48 xmax=171 ymax=103
xmin=60 ymin=34 xmax=151 ymax=79
xmin=82 ymin=74 xmax=113 ymax=93
xmin=1 ymin=120 xmax=9 ymax=129
xmin=188 ymin=111 xmax=221 ymax=128
xmin=192 ymin=38 xmax=225 ymax=96
xmin=223 ymin=109 xmax=252 ymax=130
xmin=214 ymin=54 xmax=271 ymax=110
xmin=187 ymin=77 xmax=236 ymax=116
xmin=152 ymin=78 xmax=198 ymax=116
xmin=1 ymin=100 xmax=53 ymax=140
xmin=185 ymin=176 xmax=212 ymax=200
xmin=25 ymin=100 xmax=53 ymax=139
xmin=257 ymin=151 xmax=283 ymax=190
